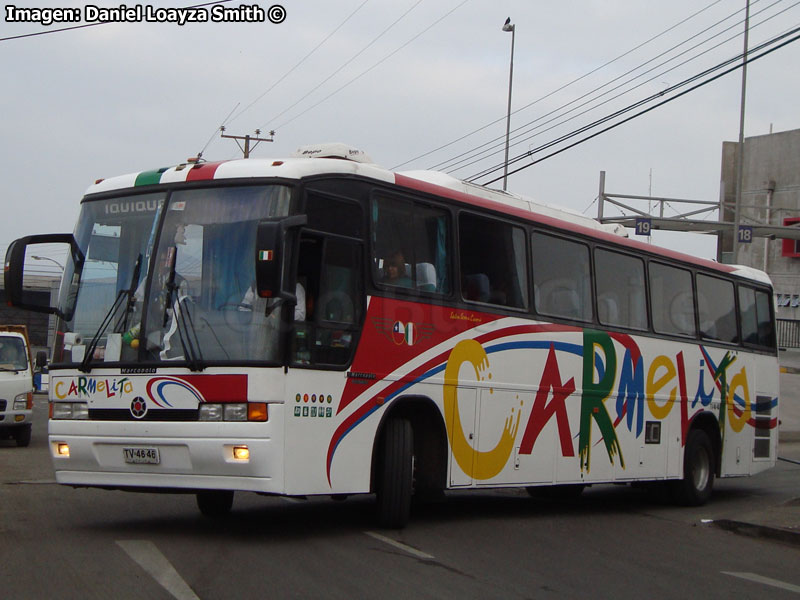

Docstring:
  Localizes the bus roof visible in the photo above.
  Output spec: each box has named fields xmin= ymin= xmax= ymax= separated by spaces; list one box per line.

xmin=84 ymin=145 xmax=765 ymax=283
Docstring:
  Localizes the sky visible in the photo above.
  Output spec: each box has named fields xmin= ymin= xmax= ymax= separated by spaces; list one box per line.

xmin=2 ymin=0 xmax=800 ymax=274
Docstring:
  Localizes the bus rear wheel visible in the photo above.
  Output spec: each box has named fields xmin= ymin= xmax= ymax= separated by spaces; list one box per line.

xmin=670 ymin=429 xmax=714 ymax=506
xmin=197 ymin=490 xmax=234 ymax=517
xmin=376 ymin=418 xmax=414 ymax=529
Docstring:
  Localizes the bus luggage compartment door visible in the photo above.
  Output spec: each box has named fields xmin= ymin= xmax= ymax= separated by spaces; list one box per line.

xmin=447 ymin=386 xmax=477 ymax=487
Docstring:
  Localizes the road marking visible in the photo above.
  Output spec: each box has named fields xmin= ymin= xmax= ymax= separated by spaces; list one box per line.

xmin=117 ymin=540 xmax=200 ymax=600
xmin=365 ymin=531 xmax=435 ymax=560
xmin=723 ymin=571 xmax=800 ymax=594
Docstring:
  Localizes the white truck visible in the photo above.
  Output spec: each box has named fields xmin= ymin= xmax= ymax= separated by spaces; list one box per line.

xmin=0 ymin=325 xmax=35 ymax=447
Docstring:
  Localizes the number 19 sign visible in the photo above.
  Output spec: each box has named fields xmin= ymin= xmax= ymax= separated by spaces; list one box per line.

xmin=635 ymin=217 xmax=652 ymax=236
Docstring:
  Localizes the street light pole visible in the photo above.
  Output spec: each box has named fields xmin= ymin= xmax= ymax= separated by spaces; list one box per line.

xmin=502 ymin=17 xmax=515 ymax=192
xmin=31 ymin=255 xmax=64 ymax=271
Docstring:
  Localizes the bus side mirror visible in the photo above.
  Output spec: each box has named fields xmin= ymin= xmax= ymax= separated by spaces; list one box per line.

xmin=4 ymin=233 xmax=77 ymax=316
xmin=35 ymin=350 xmax=48 ymax=369
xmin=254 ymin=215 xmax=307 ymax=300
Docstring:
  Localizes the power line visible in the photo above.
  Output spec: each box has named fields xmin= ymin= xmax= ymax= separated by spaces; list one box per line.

xmin=468 ymin=22 xmax=799 ymax=183
xmin=262 ymin=0 xmax=470 ymax=132
xmin=196 ymin=102 xmax=240 ymax=159
xmin=473 ymin=26 xmax=800 ymax=186
xmin=448 ymin=0 xmax=794 ymax=177
xmin=225 ymin=0 xmax=372 ymax=127
xmin=391 ymin=0 xmax=731 ymax=170
xmin=260 ymin=0 xmax=426 ymax=130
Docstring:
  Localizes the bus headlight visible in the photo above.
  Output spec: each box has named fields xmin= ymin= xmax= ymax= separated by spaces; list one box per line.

xmin=51 ymin=402 xmax=89 ymax=419
xmin=223 ymin=404 xmax=248 ymax=422
xmin=198 ymin=404 xmax=223 ymax=421
xmin=199 ymin=403 xmax=268 ymax=422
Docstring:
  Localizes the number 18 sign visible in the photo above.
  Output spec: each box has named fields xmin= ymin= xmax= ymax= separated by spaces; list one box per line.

xmin=738 ymin=225 xmax=753 ymax=244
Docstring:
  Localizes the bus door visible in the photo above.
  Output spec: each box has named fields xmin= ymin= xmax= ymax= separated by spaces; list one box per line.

xmin=284 ymin=232 xmax=366 ymax=494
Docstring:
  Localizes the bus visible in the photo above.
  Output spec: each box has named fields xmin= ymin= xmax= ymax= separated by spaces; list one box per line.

xmin=4 ymin=143 xmax=779 ymax=527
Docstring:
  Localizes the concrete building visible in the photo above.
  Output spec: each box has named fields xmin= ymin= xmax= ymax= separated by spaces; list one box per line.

xmin=719 ymin=128 xmax=800 ymax=332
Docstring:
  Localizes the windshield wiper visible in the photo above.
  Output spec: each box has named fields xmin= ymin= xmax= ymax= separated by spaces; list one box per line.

xmin=79 ymin=254 xmax=142 ymax=373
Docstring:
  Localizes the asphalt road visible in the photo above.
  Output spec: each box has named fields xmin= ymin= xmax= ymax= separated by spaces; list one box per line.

xmin=1 ymin=395 xmax=799 ymax=600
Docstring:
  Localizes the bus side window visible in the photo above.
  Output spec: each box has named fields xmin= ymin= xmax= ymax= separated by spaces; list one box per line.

xmin=755 ymin=289 xmax=776 ymax=348
xmin=595 ymin=248 xmax=647 ymax=330
xmin=291 ymin=235 xmax=363 ymax=367
xmin=697 ymin=274 xmax=738 ymax=344
xmin=459 ymin=213 xmax=527 ymax=309
xmin=531 ymin=232 xmax=592 ymax=322
xmin=740 ymin=286 xmax=777 ymax=349
xmin=739 ymin=286 xmax=759 ymax=344
xmin=649 ymin=262 xmax=696 ymax=337
xmin=371 ymin=195 xmax=450 ymax=294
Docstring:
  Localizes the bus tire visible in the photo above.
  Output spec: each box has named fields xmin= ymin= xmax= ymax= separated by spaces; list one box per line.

xmin=671 ymin=429 xmax=714 ymax=506
xmin=15 ymin=425 xmax=31 ymax=448
xmin=376 ymin=418 xmax=414 ymax=529
xmin=196 ymin=490 xmax=234 ymax=517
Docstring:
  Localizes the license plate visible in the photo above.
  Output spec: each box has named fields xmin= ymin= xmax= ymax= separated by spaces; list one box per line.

xmin=123 ymin=447 xmax=160 ymax=464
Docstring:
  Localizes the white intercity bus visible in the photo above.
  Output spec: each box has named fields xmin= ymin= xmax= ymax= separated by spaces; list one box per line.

xmin=4 ymin=144 xmax=779 ymax=527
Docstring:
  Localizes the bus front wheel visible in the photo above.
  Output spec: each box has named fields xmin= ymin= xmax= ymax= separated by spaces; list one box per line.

xmin=671 ymin=429 xmax=714 ymax=506
xmin=197 ymin=490 xmax=234 ymax=517
xmin=376 ymin=418 xmax=414 ymax=529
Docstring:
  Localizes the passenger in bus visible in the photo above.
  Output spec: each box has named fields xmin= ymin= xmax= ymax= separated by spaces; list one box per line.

xmin=383 ymin=251 xmax=412 ymax=287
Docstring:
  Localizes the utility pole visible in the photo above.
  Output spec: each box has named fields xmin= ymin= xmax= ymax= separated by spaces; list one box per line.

xmin=220 ymin=127 xmax=275 ymax=158
xmin=732 ymin=0 xmax=751 ymax=263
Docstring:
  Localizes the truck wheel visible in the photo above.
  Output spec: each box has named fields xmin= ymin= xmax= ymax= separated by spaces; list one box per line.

xmin=15 ymin=425 xmax=32 ymax=448
xmin=376 ymin=418 xmax=414 ymax=529
xmin=196 ymin=490 xmax=234 ymax=517
xmin=670 ymin=429 xmax=714 ymax=506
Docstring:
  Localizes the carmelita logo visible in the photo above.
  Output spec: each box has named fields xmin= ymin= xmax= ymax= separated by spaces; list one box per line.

xmin=4 ymin=4 xmax=287 ymax=26
xmin=130 ymin=396 xmax=148 ymax=419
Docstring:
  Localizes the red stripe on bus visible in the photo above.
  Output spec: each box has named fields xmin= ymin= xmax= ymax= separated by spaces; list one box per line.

xmin=185 ymin=161 xmax=226 ymax=182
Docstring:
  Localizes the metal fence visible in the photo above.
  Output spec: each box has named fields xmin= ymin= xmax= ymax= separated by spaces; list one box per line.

xmin=777 ymin=319 xmax=800 ymax=349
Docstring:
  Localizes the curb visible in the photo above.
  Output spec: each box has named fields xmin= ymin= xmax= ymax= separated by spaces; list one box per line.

xmin=712 ymin=519 xmax=800 ymax=548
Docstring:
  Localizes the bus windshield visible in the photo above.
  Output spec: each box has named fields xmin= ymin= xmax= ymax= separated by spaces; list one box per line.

xmin=56 ymin=184 xmax=292 ymax=366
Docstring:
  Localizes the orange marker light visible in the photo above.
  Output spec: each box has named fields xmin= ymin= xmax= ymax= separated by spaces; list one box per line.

xmin=248 ymin=403 xmax=268 ymax=422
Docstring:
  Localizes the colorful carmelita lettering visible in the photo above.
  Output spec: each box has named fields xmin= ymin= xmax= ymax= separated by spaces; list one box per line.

xmin=444 ymin=339 xmax=521 ymax=480
xmin=54 ymin=377 xmax=134 ymax=400
xmin=444 ymin=329 xmax=754 ymax=480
